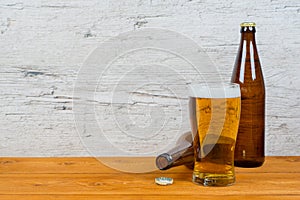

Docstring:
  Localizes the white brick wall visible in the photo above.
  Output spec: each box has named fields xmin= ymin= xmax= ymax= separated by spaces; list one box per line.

xmin=0 ymin=0 xmax=299 ymax=156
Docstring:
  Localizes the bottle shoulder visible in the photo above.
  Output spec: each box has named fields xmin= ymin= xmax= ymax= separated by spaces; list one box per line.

xmin=231 ymin=62 xmax=265 ymax=88
xmin=231 ymin=76 xmax=265 ymax=99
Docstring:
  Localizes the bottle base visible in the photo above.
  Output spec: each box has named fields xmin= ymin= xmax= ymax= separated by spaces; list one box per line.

xmin=234 ymin=160 xmax=264 ymax=168
xmin=192 ymin=173 xmax=235 ymax=187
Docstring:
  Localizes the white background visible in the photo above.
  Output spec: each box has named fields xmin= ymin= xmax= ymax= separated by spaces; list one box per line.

xmin=0 ymin=0 xmax=299 ymax=156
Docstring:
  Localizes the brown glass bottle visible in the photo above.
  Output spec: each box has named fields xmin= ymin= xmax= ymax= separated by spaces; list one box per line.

xmin=231 ymin=22 xmax=265 ymax=168
xmin=156 ymin=131 xmax=194 ymax=170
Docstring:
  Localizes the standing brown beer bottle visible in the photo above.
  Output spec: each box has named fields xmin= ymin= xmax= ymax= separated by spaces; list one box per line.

xmin=231 ymin=22 xmax=265 ymax=167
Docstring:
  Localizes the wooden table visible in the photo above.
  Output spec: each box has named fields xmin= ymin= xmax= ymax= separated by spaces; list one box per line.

xmin=0 ymin=156 xmax=299 ymax=199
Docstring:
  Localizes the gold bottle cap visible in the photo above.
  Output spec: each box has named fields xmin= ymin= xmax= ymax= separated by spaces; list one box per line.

xmin=240 ymin=22 xmax=256 ymax=27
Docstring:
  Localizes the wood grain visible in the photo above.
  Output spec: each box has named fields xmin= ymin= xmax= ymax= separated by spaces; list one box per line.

xmin=0 ymin=195 xmax=299 ymax=200
xmin=0 ymin=157 xmax=299 ymax=199
xmin=1 ymin=156 xmax=299 ymax=174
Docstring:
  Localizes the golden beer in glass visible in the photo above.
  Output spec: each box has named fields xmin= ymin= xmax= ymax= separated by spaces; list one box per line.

xmin=189 ymin=83 xmax=241 ymax=186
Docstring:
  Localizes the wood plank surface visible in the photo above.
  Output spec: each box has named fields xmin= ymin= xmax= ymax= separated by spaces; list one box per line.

xmin=0 ymin=157 xmax=299 ymax=199
xmin=0 ymin=195 xmax=299 ymax=200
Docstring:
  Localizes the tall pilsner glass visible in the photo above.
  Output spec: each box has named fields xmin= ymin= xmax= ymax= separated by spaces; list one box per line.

xmin=189 ymin=83 xmax=241 ymax=186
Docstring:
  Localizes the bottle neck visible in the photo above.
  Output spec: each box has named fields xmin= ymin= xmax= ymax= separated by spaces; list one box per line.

xmin=156 ymin=132 xmax=194 ymax=170
xmin=155 ymin=145 xmax=194 ymax=170
xmin=233 ymin=25 xmax=263 ymax=84
xmin=240 ymin=26 xmax=256 ymax=42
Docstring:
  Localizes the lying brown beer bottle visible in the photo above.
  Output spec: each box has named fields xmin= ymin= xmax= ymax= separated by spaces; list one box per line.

xmin=231 ymin=22 xmax=265 ymax=167
xmin=156 ymin=131 xmax=194 ymax=170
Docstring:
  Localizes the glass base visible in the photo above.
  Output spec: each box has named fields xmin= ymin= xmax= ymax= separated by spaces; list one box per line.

xmin=192 ymin=173 xmax=235 ymax=187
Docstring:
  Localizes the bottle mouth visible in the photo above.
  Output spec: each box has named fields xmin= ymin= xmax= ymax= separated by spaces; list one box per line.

xmin=156 ymin=153 xmax=172 ymax=170
xmin=240 ymin=22 xmax=256 ymax=27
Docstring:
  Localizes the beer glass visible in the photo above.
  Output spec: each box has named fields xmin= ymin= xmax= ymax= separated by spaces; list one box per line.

xmin=189 ymin=83 xmax=241 ymax=186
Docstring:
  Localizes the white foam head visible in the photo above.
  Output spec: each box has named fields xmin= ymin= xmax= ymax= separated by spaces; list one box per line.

xmin=189 ymin=83 xmax=241 ymax=98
